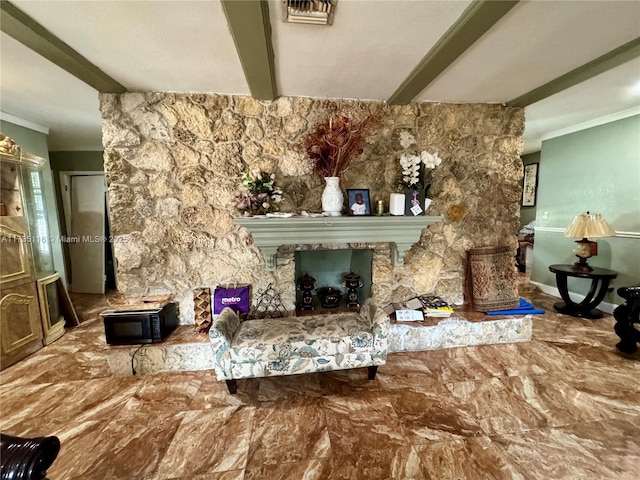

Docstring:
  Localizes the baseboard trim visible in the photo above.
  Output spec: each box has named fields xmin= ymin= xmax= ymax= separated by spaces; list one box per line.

xmin=529 ymin=281 xmax=619 ymax=315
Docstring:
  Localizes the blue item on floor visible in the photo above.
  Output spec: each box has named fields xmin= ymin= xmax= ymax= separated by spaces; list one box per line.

xmin=485 ymin=298 xmax=545 ymax=315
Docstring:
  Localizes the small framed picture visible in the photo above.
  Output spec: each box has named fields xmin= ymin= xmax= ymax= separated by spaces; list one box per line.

xmin=346 ymin=189 xmax=371 ymax=216
xmin=522 ymin=163 xmax=539 ymax=207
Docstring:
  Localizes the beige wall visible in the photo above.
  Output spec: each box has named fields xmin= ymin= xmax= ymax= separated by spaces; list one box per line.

xmin=100 ymin=93 xmax=524 ymax=323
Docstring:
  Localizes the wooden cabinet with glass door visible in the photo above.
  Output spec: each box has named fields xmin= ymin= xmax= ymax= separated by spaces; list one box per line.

xmin=0 ymin=135 xmax=49 ymax=369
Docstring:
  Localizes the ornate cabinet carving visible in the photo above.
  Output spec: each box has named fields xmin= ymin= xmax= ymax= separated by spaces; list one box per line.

xmin=0 ymin=217 xmax=43 ymax=368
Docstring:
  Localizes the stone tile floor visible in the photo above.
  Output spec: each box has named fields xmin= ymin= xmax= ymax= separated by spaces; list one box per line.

xmin=1 ymin=281 xmax=638 ymax=479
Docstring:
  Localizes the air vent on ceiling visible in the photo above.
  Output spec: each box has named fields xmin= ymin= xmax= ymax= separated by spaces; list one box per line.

xmin=282 ymin=0 xmax=337 ymax=25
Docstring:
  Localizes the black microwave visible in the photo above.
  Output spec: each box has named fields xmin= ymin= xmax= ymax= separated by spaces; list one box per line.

xmin=101 ymin=303 xmax=178 ymax=345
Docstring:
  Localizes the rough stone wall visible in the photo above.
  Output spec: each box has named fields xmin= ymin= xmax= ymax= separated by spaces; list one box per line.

xmin=100 ymin=93 xmax=524 ymax=323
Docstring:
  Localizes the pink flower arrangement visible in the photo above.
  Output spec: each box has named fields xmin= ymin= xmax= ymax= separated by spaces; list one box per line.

xmin=234 ymin=171 xmax=283 ymax=216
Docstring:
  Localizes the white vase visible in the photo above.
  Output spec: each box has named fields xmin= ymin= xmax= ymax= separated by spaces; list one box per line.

xmin=321 ymin=177 xmax=343 ymax=216
xmin=424 ymin=198 xmax=432 ymax=212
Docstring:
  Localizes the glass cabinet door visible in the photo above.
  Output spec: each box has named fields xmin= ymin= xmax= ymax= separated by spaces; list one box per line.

xmin=19 ymin=164 xmax=55 ymax=276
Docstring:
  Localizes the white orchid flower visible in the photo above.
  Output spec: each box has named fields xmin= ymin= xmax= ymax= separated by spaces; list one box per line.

xmin=399 ymin=151 xmax=441 ymax=190
xmin=421 ymin=151 xmax=436 ymax=169
xmin=429 ymin=151 xmax=442 ymax=166
xmin=399 ymin=153 xmax=413 ymax=169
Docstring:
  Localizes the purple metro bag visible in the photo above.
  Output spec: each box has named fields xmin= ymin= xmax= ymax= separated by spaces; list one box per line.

xmin=213 ymin=284 xmax=251 ymax=314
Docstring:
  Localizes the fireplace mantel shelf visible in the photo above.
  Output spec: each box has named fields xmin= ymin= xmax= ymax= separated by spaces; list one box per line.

xmin=235 ymin=215 xmax=443 ymax=271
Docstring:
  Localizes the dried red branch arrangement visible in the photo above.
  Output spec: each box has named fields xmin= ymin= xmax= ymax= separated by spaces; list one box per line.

xmin=304 ymin=111 xmax=381 ymax=178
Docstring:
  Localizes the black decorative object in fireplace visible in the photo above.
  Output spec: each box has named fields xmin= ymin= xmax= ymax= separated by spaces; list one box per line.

xmin=316 ymin=287 xmax=343 ymax=309
xmin=343 ymin=270 xmax=363 ymax=309
xmin=297 ymin=273 xmax=317 ymax=311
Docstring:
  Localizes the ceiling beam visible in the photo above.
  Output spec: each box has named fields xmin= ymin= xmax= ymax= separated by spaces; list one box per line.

xmin=0 ymin=1 xmax=126 ymax=93
xmin=388 ymin=0 xmax=520 ymax=105
xmin=221 ymin=0 xmax=278 ymax=101
xmin=508 ymin=36 xmax=640 ymax=108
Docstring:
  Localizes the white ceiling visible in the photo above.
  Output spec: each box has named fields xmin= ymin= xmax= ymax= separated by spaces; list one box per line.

xmin=269 ymin=0 xmax=473 ymax=99
xmin=1 ymin=0 xmax=640 ymax=154
xmin=416 ymin=0 xmax=640 ymax=103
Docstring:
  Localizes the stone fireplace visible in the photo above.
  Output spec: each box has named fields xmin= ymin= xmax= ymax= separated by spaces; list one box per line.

xmin=100 ymin=93 xmax=524 ymax=323
xmin=235 ymin=215 xmax=441 ymax=314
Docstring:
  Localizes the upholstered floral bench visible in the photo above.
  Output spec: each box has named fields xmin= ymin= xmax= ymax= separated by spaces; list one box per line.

xmin=209 ymin=301 xmax=389 ymax=394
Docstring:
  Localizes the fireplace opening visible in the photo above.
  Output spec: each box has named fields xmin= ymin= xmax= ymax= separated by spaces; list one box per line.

xmin=294 ymin=249 xmax=373 ymax=314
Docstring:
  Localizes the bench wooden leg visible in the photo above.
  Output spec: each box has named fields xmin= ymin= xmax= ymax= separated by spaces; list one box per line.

xmin=368 ymin=365 xmax=378 ymax=380
xmin=225 ymin=379 xmax=237 ymax=394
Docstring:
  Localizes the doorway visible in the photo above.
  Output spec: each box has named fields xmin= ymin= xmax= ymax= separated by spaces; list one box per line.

xmin=59 ymin=172 xmax=114 ymax=294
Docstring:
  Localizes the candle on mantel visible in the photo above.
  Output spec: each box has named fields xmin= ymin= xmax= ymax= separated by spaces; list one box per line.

xmin=389 ymin=193 xmax=404 ymax=216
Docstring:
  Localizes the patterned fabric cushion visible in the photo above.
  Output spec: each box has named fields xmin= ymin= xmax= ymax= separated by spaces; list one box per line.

xmin=229 ymin=313 xmax=374 ymax=364
xmin=229 ymin=352 xmax=383 ymax=379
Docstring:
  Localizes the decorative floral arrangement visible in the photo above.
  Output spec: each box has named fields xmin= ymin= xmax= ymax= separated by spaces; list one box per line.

xmin=399 ymin=150 xmax=442 ymax=197
xmin=234 ymin=171 xmax=283 ymax=216
xmin=304 ymin=111 xmax=381 ymax=178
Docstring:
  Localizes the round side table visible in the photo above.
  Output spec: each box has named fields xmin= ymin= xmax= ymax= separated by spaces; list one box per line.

xmin=548 ymin=264 xmax=617 ymax=319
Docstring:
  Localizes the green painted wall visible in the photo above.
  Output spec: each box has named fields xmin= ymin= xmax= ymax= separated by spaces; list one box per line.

xmin=520 ymin=151 xmax=540 ymax=227
xmin=0 ymin=120 xmax=67 ymax=285
xmin=530 ymin=114 xmax=640 ymax=305
xmin=49 ymin=151 xmax=104 ymax=283
xmin=49 ymin=151 xmax=104 ymax=172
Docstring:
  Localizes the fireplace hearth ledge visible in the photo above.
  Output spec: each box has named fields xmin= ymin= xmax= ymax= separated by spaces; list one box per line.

xmin=104 ymin=314 xmax=532 ymax=376
xmin=234 ymin=215 xmax=443 ymax=271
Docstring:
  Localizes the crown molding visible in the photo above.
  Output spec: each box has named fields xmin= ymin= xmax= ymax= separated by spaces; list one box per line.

xmin=0 ymin=111 xmax=49 ymax=134
xmin=540 ymin=106 xmax=640 ymax=143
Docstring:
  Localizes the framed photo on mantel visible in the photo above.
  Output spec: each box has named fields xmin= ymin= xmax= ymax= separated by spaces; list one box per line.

xmin=522 ymin=163 xmax=539 ymax=207
xmin=347 ymin=189 xmax=371 ymax=216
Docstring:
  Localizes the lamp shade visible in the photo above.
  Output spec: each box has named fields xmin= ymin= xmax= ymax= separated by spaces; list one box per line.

xmin=564 ymin=212 xmax=615 ymax=238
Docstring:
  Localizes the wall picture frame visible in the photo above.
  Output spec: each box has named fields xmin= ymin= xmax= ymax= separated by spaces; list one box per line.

xmin=522 ymin=163 xmax=539 ymax=207
xmin=346 ymin=189 xmax=371 ymax=216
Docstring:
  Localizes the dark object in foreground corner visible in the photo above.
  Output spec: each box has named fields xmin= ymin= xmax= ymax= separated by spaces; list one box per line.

xmin=224 ymin=366 xmax=379 ymax=394
xmin=0 ymin=433 xmax=60 ymax=480
xmin=614 ymin=286 xmax=640 ymax=354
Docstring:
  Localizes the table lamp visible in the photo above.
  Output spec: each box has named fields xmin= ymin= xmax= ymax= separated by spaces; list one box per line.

xmin=564 ymin=212 xmax=615 ymax=271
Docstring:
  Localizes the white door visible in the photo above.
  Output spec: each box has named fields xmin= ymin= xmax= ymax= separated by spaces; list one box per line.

xmin=69 ymin=175 xmax=105 ymax=294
